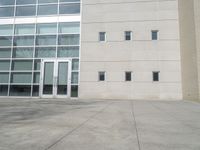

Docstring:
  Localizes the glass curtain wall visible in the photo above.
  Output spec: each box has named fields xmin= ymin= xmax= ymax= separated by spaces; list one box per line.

xmin=0 ymin=0 xmax=80 ymax=17
xmin=0 ymin=22 xmax=80 ymax=97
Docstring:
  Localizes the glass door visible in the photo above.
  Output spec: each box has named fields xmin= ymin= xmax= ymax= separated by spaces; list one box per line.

xmin=40 ymin=59 xmax=71 ymax=98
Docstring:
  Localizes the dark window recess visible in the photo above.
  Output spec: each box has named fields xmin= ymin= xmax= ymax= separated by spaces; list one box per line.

xmin=71 ymin=85 xmax=78 ymax=97
xmin=153 ymin=72 xmax=159 ymax=81
xmin=99 ymin=32 xmax=106 ymax=41
xmin=0 ymin=85 xmax=8 ymax=96
xmin=99 ymin=72 xmax=105 ymax=81
xmin=125 ymin=31 xmax=132 ymax=41
xmin=152 ymin=30 xmax=158 ymax=40
xmin=125 ymin=72 xmax=132 ymax=81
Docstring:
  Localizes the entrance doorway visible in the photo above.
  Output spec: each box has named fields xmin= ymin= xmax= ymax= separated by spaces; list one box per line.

xmin=40 ymin=59 xmax=71 ymax=98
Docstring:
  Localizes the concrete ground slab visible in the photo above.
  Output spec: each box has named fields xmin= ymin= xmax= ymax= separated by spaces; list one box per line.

xmin=0 ymin=99 xmax=199 ymax=150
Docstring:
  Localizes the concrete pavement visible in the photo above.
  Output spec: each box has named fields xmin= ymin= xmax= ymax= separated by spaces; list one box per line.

xmin=0 ymin=99 xmax=199 ymax=150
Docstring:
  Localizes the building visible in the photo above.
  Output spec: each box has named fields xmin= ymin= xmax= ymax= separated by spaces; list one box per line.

xmin=0 ymin=0 xmax=81 ymax=98
xmin=0 ymin=0 xmax=188 ymax=100
xmin=80 ymin=0 xmax=182 ymax=100
xmin=178 ymin=0 xmax=200 ymax=102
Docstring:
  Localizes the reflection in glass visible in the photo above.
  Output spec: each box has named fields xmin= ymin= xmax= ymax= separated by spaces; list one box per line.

xmin=16 ymin=6 xmax=36 ymax=16
xmin=0 ymin=25 xmax=13 ymax=36
xmin=12 ymin=60 xmax=33 ymax=70
xmin=10 ymin=85 xmax=31 ymax=96
xmin=35 ymin=47 xmax=56 ymax=58
xmin=71 ymin=72 xmax=78 ymax=84
xmin=58 ymin=46 xmax=79 ymax=57
xmin=0 ymin=85 xmax=8 ymax=96
xmin=58 ymin=34 xmax=79 ymax=45
xmin=32 ymin=85 xmax=39 ymax=96
xmin=13 ymin=36 xmax=34 ymax=46
xmin=11 ymin=73 xmax=32 ymax=83
xmin=43 ymin=62 xmax=54 ymax=94
xmin=72 ymin=59 xmax=79 ymax=70
xmin=36 ymin=35 xmax=57 ymax=45
xmin=37 ymin=23 xmax=57 ymax=34
xmin=16 ymin=0 xmax=36 ymax=5
xmin=0 ymin=37 xmax=12 ymax=46
xmin=0 ymin=0 xmax=15 ymax=6
xmin=34 ymin=72 xmax=40 ymax=83
xmin=13 ymin=47 xmax=33 ymax=58
xmin=34 ymin=60 xmax=41 ymax=70
xmin=57 ymin=62 xmax=68 ymax=95
xmin=59 ymin=3 xmax=80 ymax=14
xmin=38 ymin=4 xmax=58 ymax=15
xmin=0 ymin=73 xmax=9 ymax=83
xmin=0 ymin=60 xmax=10 ymax=70
xmin=0 ymin=48 xmax=11 ymax=58
xmin=0 ymin=7 xmax=14 ymax=17
xmin=38 ymin=0 xmax=58 ymax=3
xmin=15 ymin=24 xmax=35 ymax=35
xmin=71 ymin=85 xmax=78 ymax=97
xmin=59 ymin=22 xmax=80 ymax=34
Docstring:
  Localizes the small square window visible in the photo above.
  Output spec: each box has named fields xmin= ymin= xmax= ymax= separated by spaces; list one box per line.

xmin=125 ymin=72 xmax=132 ymax=81
xmin=152 ymin=30 xmax=158 ymax=40
xmin=99 ymin=32 xmax=106 ymax=42
xmin=98 ymin=71 xmax=105 ymax=81
xmin=153 ymin=71 xmax=160 ymax=82
xmin=125 ymin=31 xmax=132 ymax=41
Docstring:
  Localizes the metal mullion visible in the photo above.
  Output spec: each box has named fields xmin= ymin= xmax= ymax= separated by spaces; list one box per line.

xmin=13 ymin=45 xmax=34 ymax=48
xmin=30 ymin=14 xmax=38 ymax=97
xmin=15 ymin=4 xmax=36 ymax=7
xmin=77 ymin=0 xmax=81 ymax=90
xmin=38 ymin=3 xmax=58 ymax=6
xmin=7 ymin=1 xmax=16 ymax=96
xmin=36 ymin=33 xmax=59 ymax=36
xmin=0 ymin=5 xmax=15 ymax=8
xmin=56 ymin=19 xmax=59 ymax=58
xmin=59 ymin=2 xmax=80 ymax=4
xmin=12 ymin=58 xmax=35 ymax=60
xmin=14 ymin=34 xmax=37 ymax=37
xmin=11 ymin=70 xmax=33 ymax=73
xmin=58 ymin=0 xmax=60 ymax=15
xmin=36 ymin=0 xmax=39 ymax=16
xmin=54 ymin=44 xmax=79 ymax=46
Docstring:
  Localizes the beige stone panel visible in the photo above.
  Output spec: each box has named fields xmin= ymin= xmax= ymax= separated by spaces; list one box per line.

xmin=160 ymin=72 xmax=181 ymax=82
xmin=82 ymin=8 xmax=177 ymax=23
xmin=158 ymin=61 xmax=181 ymax=72
xmin=81 ymin=21 xmax=179 ymax=42
xmin=158 ymin=50 xmax=181 ymax=60
xmin=83 ymin=0 xmax=172 ymax=4
xmin=178 ymin=0 xmax=199 ymax=100
xmin=81 ymin=42 xmax=180 ymax=62
xmin=79 ymin=82 xmax=131 ymax=100
xmin=159 ymin=83 xmax=182 ymax=99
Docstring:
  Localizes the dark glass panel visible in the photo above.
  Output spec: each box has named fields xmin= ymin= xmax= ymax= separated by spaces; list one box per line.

xmin=10 ymin=85 xmax=31 ymax=96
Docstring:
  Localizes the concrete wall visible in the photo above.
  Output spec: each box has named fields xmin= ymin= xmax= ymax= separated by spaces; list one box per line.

xmin=79 ymin=0 xmax=182 ymax=100
xmin=178 ymin=0 xmax=200 ymax=101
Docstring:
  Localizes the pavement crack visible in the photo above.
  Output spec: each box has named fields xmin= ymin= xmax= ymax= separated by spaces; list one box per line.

xmin=44 ymin=102 xmax=113 ymax=150
xmin=131 ymin=101 xmax=141 ymax=150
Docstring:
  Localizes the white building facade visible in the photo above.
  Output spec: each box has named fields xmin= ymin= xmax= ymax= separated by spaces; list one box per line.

xmin=79 ymin=0 xmax=182 ymax=100
xmin=0 ymin=0 xmax=183 ymax=100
